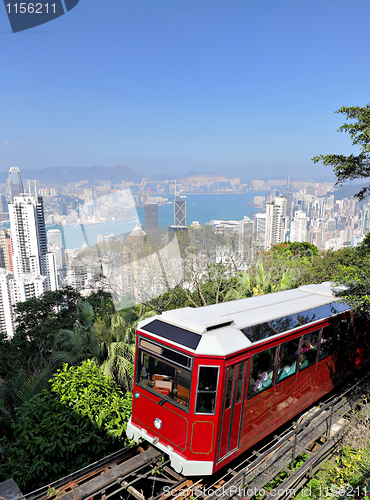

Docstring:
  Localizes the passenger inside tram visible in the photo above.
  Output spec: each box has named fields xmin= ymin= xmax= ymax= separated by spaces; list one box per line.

xmin=299 ymin=332 xmax=319 ymax=369
xmin=277 ymin=356 xmax=297 ymax=381
xmin=276 ymin=338 xmax=299 ymax=382
xmin=248 ymin=349 xmax=276 ymax=396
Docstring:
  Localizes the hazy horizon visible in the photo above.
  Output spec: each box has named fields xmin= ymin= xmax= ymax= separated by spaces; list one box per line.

xmin=1 ymin=1 xmax=370 ymax=183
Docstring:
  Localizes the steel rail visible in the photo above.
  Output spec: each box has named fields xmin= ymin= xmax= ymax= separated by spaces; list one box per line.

xmin=200 ymin=371 xmax=370 ymax=500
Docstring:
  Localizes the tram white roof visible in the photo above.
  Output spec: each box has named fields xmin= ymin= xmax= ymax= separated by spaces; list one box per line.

xmin=138 ymin=282 xmax=344 ymax=357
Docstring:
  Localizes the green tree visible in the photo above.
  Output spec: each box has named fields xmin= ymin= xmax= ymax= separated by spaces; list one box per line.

xmin=271 ymin=242 xmax=319 ymax=260
xmin=9 ymin=287 xmax=81 ymax=372
xmin=225 ymin=263 xmax=295 ymax=301
xmin=312 ymin=104 xmax=370 ymax=199
xmin=54 ymin=300 xmax=136 ymax=390
xmin=0 ymin=366 xmax=53 ymax=439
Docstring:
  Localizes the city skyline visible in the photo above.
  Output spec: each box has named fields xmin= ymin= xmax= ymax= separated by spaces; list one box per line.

xmin=1 ymin=1 xmax=370 ymax=182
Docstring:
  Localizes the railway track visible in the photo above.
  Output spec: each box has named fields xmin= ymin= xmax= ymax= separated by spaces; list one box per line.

xmin=23 ymin=371 xmax=370 ymax=500
xmin=202 ymin=371 xmax=370 ymax=500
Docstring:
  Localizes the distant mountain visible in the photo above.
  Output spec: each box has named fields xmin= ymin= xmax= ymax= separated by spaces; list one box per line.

xmin=0 ymin=165 xmax=142 ymax=186
xmin=149 ymin=174 xmax=176 ymax=181
xmin=148 ymin=171 xmax=220 ymax=181
xmin=179 ymin=171 xmax=217 ymax=178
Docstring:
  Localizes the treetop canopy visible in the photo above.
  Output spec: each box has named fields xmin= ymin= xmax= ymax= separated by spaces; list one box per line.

xmin=312 ymin=104 xmax=370 ymax=199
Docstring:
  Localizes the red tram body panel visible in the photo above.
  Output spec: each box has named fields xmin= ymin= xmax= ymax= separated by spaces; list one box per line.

xmin=126 ymin=283 xmax=364 ymax=476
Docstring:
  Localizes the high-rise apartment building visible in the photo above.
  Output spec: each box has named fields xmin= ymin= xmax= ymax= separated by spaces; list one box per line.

xmin=264 ymin=196 xmax=287 ymax=249
xmin=0 ymin=269 xmax=15 ymax=338
xmin=84 ymin=187 xmax=94 ymax=204
xmin=8 ymin=194 xmax=58 ymax=299
xmin=362 ymin=208 xmax=370 ymax=235
xmin=47 ymin=228 xmax=63 ymax=247
xmin=290 ymin=210 xmax=309 ymax=243
xmin=255 ymin=213 xmax=267 ymax=242
xmin=240 ymin=216 xmax=254 ymax=240
xmin=9 ymin=195 xmax=48 ymax=279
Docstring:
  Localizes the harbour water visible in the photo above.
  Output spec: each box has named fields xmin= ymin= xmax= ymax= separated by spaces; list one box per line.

xmin=146 ymin=192 xmax=266 ymax=228
xmin=4 ymin=192 xmax=268 ymax=250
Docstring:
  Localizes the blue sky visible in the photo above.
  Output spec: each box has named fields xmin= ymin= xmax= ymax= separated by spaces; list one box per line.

xmin=1 ymin=0 xmax=370 ymax=181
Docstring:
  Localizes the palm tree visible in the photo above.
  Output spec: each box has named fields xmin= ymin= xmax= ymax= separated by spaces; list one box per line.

xmin=54 ymin=299 xmax=136 ymax=390
xmin=0 ymin=366 xmax=52 ymax=438
xmin=225 ymin=264 xmax=295 ymax=301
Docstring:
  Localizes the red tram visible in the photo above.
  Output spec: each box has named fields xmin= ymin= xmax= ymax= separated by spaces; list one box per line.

xmin=126 ymin=282 xmax=362 ymax=476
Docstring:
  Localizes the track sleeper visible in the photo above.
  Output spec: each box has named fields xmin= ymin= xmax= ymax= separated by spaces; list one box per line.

xmin=127 ymin=486 xmax=145 ymax=500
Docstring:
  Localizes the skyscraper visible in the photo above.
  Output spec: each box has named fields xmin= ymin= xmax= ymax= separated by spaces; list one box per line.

xmin=9 ymin=194 xmax=58 ymax=294
xmin=144 ymin=204 xmax=159 ymax=234
xmin=255 ymin=213 xmax=267 ymax=243
xmin=174 ymin=196 xmax=186 ymax=226
xmin=10 ymin=195 xmax=48 ymax=279
xmin=283 ymin=177 xmax=293 ymax=218
xmin=8 ymin=166 xmax=24 ymax=201
xmin=0 ymin=194 xmax=8 ymax=213
xmin=264 ymin=196 xmax=287 ymax=249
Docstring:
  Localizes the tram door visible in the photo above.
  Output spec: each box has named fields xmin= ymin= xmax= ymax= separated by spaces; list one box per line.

xmin=218 ymin=360 xmax=247 ymax=462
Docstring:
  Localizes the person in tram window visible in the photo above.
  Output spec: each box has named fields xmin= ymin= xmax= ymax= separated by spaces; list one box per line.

xmin=278 ymin=355 xmax=296 ymax=381
xmin=253 ymin=352 xmax=274 ymax=391
xmin=300 ymin=333 xmax=319 ymax=367
xmin=299 ymin=353 xmax=309 ymax=369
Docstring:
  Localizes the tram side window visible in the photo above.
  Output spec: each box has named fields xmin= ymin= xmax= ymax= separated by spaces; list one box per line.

xmin=248 ymin=347 xmax=277 ymax=399
xmin=319 ymin=324 xmax=336 ymax=360
xmin=276 ymin=338 xmax=299 ymax=383
xmin=195 ymin=366 xmax=219 ymax=414
xmin=299 ymin=331 xmax=319 ymax=371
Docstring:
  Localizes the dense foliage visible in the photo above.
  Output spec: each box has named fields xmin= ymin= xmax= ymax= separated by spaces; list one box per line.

xmin=0 ymin=225 xmax=370 ymax=491
xmin=312 ymin=104 xmax=370 ymax=199
xmin=0 ymin=287 xmax=81 ymax=376
xmin=296 ymin=401 xmax=370 ymax=499
xmin=51 ymin=361 xmax=132 ymax=440
xmin=0 ymin=360 xmax=132 ymax=492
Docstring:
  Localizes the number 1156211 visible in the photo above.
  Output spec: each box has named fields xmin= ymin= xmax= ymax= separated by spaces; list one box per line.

xmin=6 ymin=3 xmax=56 ymax=14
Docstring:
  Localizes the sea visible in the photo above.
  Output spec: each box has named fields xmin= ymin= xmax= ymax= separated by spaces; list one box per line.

xmin=3 ymin=192 xmax=268 ymax=250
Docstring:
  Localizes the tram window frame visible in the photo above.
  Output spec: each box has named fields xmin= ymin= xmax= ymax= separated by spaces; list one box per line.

xmin=139 ymin=338 xmax=192 ymax=369
xmin=195 ymin=365 xmax=220 ymax=415
xmin=247 ymin=347 xmax=277 ymax=399
xmin=276 ymin=338 xmax=299 ymax=383
xmin=136 ymin=336 xmax=193 ymax=411
xmin=235 ymin=361 xmax=245 ymax=403
xmin=298 ymin=331 xmax=320 ymax=371
xmin=225 ymin=365 xmax=235 ymax=409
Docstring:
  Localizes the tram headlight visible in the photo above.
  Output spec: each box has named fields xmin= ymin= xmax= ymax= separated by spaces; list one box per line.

xmin=154 ymin=418 xmax=162 ymax=430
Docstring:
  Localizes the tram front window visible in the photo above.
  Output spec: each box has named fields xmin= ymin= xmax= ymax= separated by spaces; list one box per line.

xmin=137 ymin=338 xmax=192 ymax=409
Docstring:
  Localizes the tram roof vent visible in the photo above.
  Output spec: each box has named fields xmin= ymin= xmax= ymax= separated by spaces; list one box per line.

xmin=206 ymin=320 xmax=234 ymax=332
